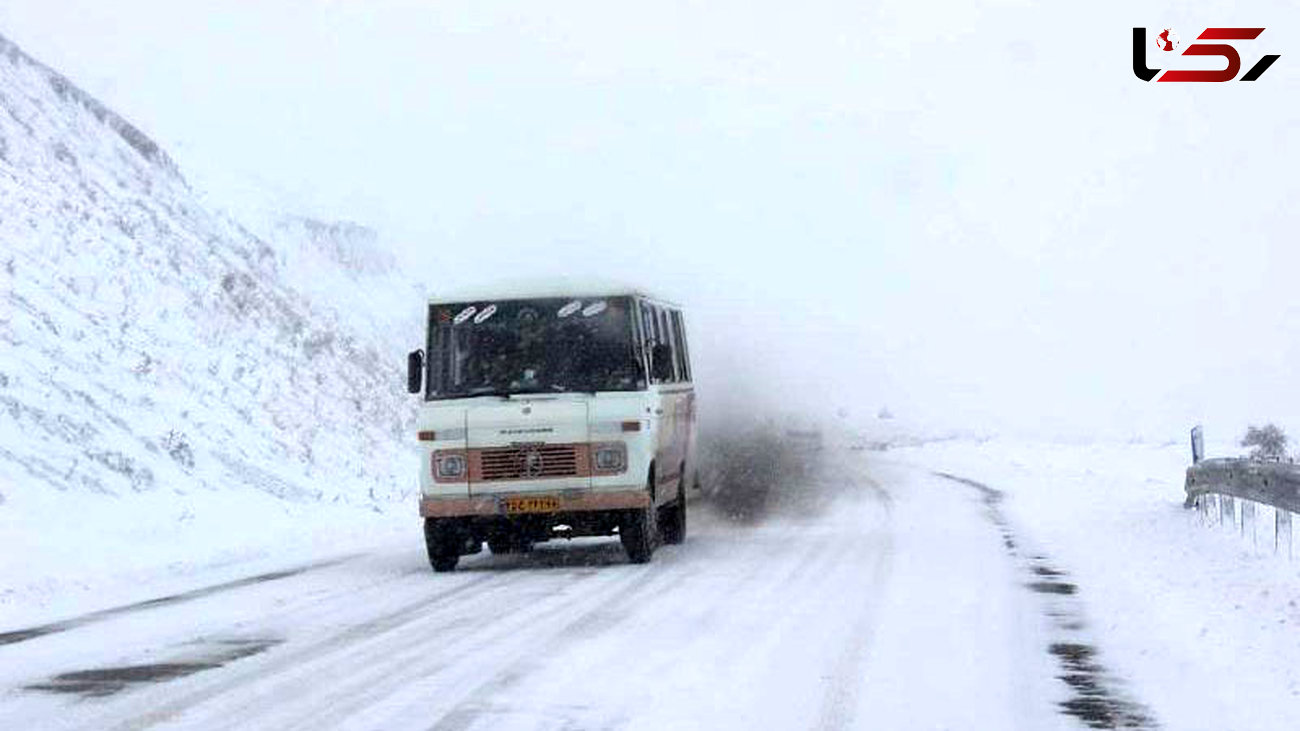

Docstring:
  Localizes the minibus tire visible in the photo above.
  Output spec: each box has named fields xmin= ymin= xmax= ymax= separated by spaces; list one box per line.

xmin=620 ymin=490 xmax=657 ymax=563
xmin=662 ymin=479 xmax=687 ymax=545
xmin=424 ymin=518 xmax=460 ymax=572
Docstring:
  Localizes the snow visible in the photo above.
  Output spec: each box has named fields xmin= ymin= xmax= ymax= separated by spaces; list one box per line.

xmin=0 ymin=456 xmax=1079 ymax=730
xmin=3 ymin=14 xmax=1300 ymax=731
xmin=0 ymin=29 xmax=422 ymax=624
xmin=0 ymin=485 xmax=412 ymax=630
xmin=887 ymin=437 xmax=1300 ymax=731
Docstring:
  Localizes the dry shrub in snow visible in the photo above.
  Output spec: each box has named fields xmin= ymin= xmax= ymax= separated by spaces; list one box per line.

xmin=1241 ymin=424 xmax=1288 ymax=462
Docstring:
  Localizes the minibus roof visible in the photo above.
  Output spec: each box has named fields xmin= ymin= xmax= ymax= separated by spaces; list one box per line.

xmin=428 ymin=279 xmax=679 ymax=308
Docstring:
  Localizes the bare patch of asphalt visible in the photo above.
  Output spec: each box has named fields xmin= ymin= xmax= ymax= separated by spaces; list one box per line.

xmin=24 ymin=637 xmax=281 ymax=698
xmin=0 ymin=555 xmax=357 ymax=647
xmin=934 ymin=472 xmax=1158 ymax=730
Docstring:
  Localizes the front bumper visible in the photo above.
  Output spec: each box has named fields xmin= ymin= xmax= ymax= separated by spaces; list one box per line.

xmin=419 ymin=487 xmax=650 ymax=518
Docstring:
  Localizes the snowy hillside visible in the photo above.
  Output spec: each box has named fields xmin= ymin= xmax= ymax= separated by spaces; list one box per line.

xmin=245 ymin=213 xmax=421 ymax=351
xmin=0 ymin=32 xmax=422 ymax=612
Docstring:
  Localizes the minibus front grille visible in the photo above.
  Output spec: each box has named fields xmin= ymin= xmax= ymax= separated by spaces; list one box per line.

xmin=471 ymin=443 xmax=591 ymax=482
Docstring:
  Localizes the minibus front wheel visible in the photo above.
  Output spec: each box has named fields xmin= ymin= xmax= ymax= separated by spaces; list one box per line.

xmin=660 ymin=464 xmax=687 ymax=545
xmin=620 ymin=474 xmax=658 ymax=564
xmin=424 ymin=518 xmax=461 ymax=572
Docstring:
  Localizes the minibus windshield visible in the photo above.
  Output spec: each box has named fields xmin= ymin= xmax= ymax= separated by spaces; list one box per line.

xmin=426 ymin=296 xmax=644 ymax=399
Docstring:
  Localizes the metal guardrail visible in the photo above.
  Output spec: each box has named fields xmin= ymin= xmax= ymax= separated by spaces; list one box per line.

xmin=1184 ymin=451 xmax=1298 ymax=557
xmin=1184 ymin=458 xmax=1300 ymax=514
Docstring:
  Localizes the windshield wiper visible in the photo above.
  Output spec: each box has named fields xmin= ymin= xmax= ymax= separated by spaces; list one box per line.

xmin=463 ymin=386 xmax=554 ymax=399
xmin=463 ymin=387 xmax=519 ymax=399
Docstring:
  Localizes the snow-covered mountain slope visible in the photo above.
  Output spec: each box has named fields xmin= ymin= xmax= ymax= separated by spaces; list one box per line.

xmin=0 ymin=31 xmax=420 ymax=517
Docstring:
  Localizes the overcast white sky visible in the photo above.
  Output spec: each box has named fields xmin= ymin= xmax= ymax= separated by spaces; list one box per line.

xmin=4 ymin=0 xmax=1298 ymax=440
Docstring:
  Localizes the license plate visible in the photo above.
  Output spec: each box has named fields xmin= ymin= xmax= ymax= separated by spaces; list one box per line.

xmin=503 ymin=496 xmax=562 ymax=514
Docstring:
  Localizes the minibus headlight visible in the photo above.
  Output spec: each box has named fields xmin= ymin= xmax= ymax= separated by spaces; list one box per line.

xmin=434 ymin=451 xmax=467 ymax=480
xmin=592 ymin=443 xmax=627 ymax=473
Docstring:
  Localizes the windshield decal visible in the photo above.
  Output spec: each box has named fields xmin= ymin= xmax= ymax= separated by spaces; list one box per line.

xmin=473 ymin=304 xmax=498 ymax=324
xmin=557 ymin=300 xmax=582 ymax=318
xmin=581 ymin=300 xmax=608 ymax=317
xmin=453 ymin=306 xmax=477 ymax=325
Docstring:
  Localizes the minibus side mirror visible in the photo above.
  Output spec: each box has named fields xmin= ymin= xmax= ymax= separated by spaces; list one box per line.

xmin=651 ymin=343 xmax=673 ymax=382
xmin=407 ymin=350 xmax=424 ymax=394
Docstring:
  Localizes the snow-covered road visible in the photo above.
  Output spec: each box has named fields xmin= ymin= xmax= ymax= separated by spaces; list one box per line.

xmin=0 ymin=458 xmax=1137 ymax=730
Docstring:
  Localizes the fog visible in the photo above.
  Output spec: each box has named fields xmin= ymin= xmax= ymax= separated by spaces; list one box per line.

xmin=6 ymin=0 xmax=1299 ymax=440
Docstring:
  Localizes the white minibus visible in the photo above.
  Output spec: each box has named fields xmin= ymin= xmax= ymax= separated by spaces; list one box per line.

xmin=407 ymin=287 xmax=697 ymax=570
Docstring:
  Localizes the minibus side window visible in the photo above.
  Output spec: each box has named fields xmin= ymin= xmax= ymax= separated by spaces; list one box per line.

xmin=666 ymin=308 xmax=683 ymax=383
xmin=640 ymin=301 xmax=654 ymax=348
xmin=646 ymin=303 xmax=669 ymax=384
xmin=647 ymin=301 xmax=660 ymax=385
xmin=634 ymin=299 xmax=653 ymax=383
xmin=657 ymin=307 xmax=679 ymax=383
xmin=671 ymin=309 xmax=691 ymax=382
xmin=635 ymin=301 xmax=649 ymax=380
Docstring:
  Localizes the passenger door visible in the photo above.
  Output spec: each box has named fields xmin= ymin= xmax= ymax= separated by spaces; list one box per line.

xmin=650 ymin=304 xmax=690 ymax=503
xmin=671 ymin=309 xmax=696 ymax=490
